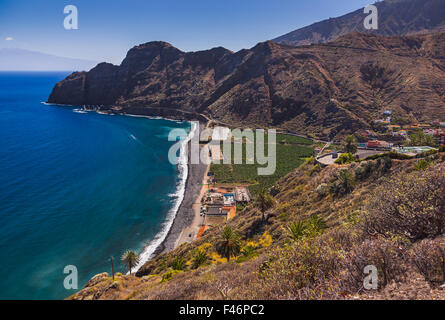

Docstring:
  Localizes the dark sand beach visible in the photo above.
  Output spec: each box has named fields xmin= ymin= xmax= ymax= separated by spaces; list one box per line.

xmin=151 ymin=123 xmax=208 ymax=255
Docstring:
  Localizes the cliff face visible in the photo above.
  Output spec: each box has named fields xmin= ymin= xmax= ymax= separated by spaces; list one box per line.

xmin=273 ymin=0 xmax=445 ymax=46
xmin=49 ymin=32 xmax=445 ymax=139
xmin=49 ymin=42 xmax=232 ymax=109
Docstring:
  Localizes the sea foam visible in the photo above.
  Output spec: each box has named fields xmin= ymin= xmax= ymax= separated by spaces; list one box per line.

xmin=133 ymin=121 xmax=197 ymax=271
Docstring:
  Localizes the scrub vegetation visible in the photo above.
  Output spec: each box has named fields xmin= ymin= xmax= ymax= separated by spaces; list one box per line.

xmin=70 ymin=151 xmax=445 ymax=300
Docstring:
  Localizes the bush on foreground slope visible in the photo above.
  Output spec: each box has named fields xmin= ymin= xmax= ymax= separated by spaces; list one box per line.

xmin=70 ymin=155 xmax=445 ymax=300
xmin=364 ymin=164 xmax=445 ymax=241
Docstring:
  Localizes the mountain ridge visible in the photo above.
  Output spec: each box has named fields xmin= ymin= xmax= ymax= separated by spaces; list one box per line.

xmin=48 ymin=31 xmax=445 ymax=139
xmin=273 ymin=0 xmax=445 ymax=47
xmin=0 ymin=48 xmax=97 ymax=71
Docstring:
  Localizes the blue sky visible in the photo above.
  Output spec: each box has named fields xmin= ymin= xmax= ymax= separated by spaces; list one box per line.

xmin=0 ymin=0 xmax=374 ymax=64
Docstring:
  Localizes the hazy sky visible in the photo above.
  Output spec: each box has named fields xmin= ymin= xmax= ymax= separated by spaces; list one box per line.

xmin=0 ymin=0 xmax=374 ymax=65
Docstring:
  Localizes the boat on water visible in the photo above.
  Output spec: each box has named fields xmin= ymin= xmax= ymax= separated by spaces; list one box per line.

xmin=73 ymin=108 xmax=88 ymax=114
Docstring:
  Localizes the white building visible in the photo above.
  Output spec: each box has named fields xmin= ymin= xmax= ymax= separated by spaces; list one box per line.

xmin=212 ymin=127 xmax=231 ymax=141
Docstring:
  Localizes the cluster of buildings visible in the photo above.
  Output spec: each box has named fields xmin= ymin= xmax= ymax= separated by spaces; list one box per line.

xmin=373 ymin=110 xmax=393 ymax=126
xmin=198 ymin=184 xmax=251 ymax=237
xmin=367 ymin=110 xmax=445 ymax=149
xmin=315 ymin=111 xmax=444 ymax=167
xmin=193 ymin=126 xmax=254 ymax=239
xmin=388 ymin=123 xmax=445 ymax=142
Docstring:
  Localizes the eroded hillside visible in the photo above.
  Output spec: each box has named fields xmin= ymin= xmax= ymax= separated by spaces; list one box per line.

xmin=49 ymin=32 xmax=445 ymax=140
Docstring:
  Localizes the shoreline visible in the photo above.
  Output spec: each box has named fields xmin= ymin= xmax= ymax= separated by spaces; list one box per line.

xmin=133 ymin=121 xmax=203 ymax=271
xmin=148 ymin=123 xmax=209 ymax=256
xmin=45 ymin=102 xmax=209 ymax=270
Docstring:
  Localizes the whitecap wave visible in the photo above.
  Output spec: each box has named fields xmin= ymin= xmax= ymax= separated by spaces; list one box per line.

xmin=73 ymin=109 xmax=87 ymax=114
xmin=123 ymin=113 xmax=186 ymax=124
xmin=133 ymin=121 xmax=197 ymax=272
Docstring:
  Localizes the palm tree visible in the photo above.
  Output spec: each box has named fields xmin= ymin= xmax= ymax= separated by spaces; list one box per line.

xmin=121 ymin=250 xmax=140 ymax=275
xmin=171 ymin=256 xmax=187 ymax=271
xmin=241 ymin=245 xmax=257 ymax=259
xmin=308 ymin=215 xmax=328 ymax=234
xmin=287 ymin=221 xmax=307 ymax=240
xmin=192 ymin=249 xmax=209 ymax=269
xmin=344 ymin=135 xmax=358 ymax=154
xmin=216 ymin=226 xmax=241 ymax=262
xmin=338 ymin=169 xmax=355 ymax=194
xmin=254 ymin=189 xmax=275 ymax=222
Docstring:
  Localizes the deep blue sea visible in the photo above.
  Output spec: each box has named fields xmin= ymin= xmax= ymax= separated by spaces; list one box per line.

xmin=0 ymin=72 xmax=189 ymax=299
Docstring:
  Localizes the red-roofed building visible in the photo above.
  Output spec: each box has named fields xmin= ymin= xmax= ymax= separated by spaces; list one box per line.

xmin=367 ymin=140 xmax=392 ymax=149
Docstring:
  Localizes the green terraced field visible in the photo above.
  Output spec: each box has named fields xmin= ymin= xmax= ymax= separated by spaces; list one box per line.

xmin=210 ymin=133 xmax=314 ymax=194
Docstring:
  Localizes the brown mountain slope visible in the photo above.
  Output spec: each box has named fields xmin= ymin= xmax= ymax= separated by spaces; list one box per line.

xmin=273 ymin=0 xmax=445 ymax=46
xmin=48 ymin=32 xmax=445 ymax=139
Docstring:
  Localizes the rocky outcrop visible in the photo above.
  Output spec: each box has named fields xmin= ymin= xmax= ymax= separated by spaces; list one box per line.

xmin=48 ymin=31 xmax=445 ymax=139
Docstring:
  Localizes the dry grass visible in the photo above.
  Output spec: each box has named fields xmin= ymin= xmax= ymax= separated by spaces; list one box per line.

xmin=71 ymin=153 xmax=445 ymax=300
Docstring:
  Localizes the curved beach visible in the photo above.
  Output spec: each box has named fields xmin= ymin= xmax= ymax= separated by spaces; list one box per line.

xmin=135 ymin=122 xmax=208 ymax=270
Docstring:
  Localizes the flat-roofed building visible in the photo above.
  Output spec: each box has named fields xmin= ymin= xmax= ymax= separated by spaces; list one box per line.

xmin=235 ymin=187 xmax=251 ymax=203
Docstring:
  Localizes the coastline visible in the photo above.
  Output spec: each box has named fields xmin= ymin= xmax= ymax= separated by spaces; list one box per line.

xmin=147 ymin=123 xmax=209 ymax=256
xmin=45 ymin=102 xmax=209 ymax=271
xmin=132 ymin=121 xmax=204 ymax=271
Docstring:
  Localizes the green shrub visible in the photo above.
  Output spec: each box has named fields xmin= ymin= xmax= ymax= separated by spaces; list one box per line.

xmin=171 ymin=256 xmax=187 ymax=271
xmin=253 ymin=237 xmax=344 ymax=299
xmin=412 ymin=238 xmax=445 ymax=286
xmin=330 ymin=169 xmax=356 ymax=197
xmin=307 ymin=215 xmax=328 ymax=235
xmin=344 ymin=239 xmax=407 ymax=290
xmin=305 ymin=156 xmax=316 ymax=165
xmin=191 ymin=249 xmax=209 ymax=269
xmin=344 ymin=135 xmax=358 ymax=154
xmin=236 ymin=202 xmax=247 ymax=213
xmin=415 ymin=149 xmax=438 ymax=158
xmin=236 ymin=245 xmax=258 ymax=263
xmin=414 ymin=158 xmax=430 ymax=171
xmin=335 ymin=153 xmax=356 ymax=164
xmin=161 ymin=270 xmax=182 ymax=282
xmin=287 ymin=216 xmax=328 ymax=241
xmin=287 ymin=221 xmax=307 ymax=241
xmin=364 ymin=163 xmax=445 ymax=241
xmin=365 ymin=152 xmax=412 ymax=161
xmin=315 ymin=183 xmax=329 ymax=198
xmin=378 ymin=156 xmax=392 ymax=173
xmin=355 ymin=161 xmax=374 ymax=180
xmin=278 ymin=211 xmax=288 ymax=222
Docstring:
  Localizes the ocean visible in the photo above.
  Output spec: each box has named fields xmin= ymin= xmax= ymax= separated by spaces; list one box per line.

xmin=0 ymin=72 xmax=190 ymax=299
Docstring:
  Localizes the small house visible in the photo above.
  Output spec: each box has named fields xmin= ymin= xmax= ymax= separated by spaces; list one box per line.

xmin=207 ymin=205 xmax=224 ymax=216
xmin=212 ymin=127 xmax=231 ymax=141
xmin=223 ymin=194 xmax=235 ymax=206
xmin=235 ymin=187 xmax=251 ymax=203
xmin=367 ymin=140 xmax=392 ymax=149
